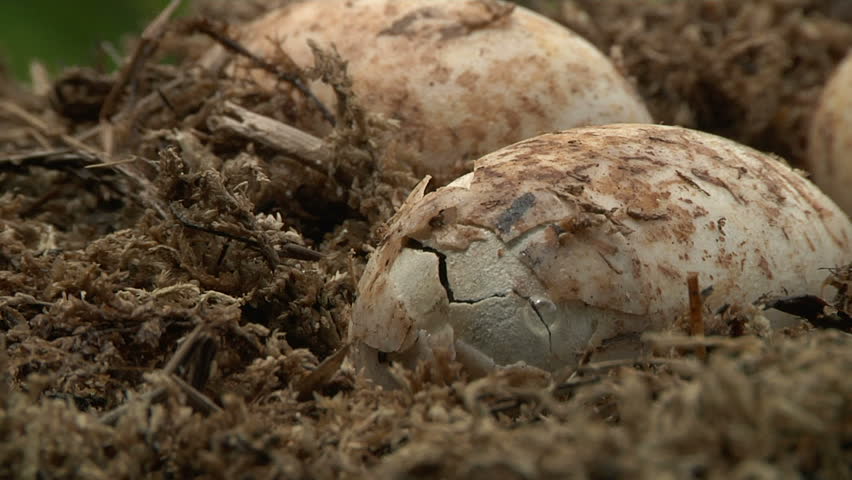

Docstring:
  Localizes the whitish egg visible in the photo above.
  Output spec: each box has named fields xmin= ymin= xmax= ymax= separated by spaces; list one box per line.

xmin=808 ymin=50 xmax=852 ymax=215
xmin=212 ymin=0 xmax=652 ymax=183
xmin=351 ymin=124 xmax=852 ymax=386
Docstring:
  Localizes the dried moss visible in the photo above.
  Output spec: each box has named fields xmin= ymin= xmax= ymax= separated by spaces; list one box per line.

xmin=560 ymin=0 xmax=852 ymax=166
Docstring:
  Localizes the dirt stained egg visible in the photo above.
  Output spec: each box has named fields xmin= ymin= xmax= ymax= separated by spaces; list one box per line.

xmin=211 ymin=0 xmax=653 ymax=183
xmin=350 ymin=124 xmax=852 ymax=387
xmin=807 ymin=50 xmax=852 ymax=215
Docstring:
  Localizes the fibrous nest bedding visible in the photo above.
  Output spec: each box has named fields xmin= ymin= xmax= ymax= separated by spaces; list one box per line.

xmin=1 ymin=0 xmax=851 ymax=478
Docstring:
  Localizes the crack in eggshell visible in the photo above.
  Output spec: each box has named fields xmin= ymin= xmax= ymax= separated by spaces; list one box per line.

xmin=351 ymin=124 xmax=852 ymax=381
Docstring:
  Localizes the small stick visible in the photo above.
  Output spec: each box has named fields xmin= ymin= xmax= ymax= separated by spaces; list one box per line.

xmin=115 ymin=162 xmax=171 ymax=220
xmin=0 ymin=147 xmax=169 ymax=220
xmin=577 ymin=357 xmax=662 ymax=374
xmin=0 ymin=293 xmax=53 ymax=308
xmin=99 ymin=374 xmax=223 ymax=426
xmin=169 ymin=202 xmax=322 ymax=265
xmin=169 ymin=202 xmax=278 ymax=270
xmin=85 ymin=158 xmax=138 ymax=169
xmin=163 ymin=324 xmax=205 ymax=375
xmin=687 ymin=272 xmax=707 ymax=360
xmin=100 ymin=324 xmax=204 ymax=425
xmin=553 ymin=376 xmax=602 ymax=394
xmin=170 ymin=374 xmax=222 ymax=415
xmin=0 ymin=101 xmax=98 ymax=156
xmin=100 ymin=387 xmax=168 ymax=426
xmin=209 ymin=101 xmax=330 ymax=173
xmin=0 ymin=149 xmax=98 ymax=171
xmin=0 ymin=99 xmax=51 ymax=132
xmin=294 ymin=343 xmax=350 ymax=401
xmin=100 ymin=0 xmax=183 ymax=121
xmin=190 ymin=20 xmax=335 ymax=126
xmin=99 ymin=41 xmax=124 ymax=67
xmin=28 ymin=61 xmax=51 ymax=97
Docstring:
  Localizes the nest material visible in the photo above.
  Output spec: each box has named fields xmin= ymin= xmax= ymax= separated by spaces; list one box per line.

xmin=556 ymin=0 xmax=852 ymax=165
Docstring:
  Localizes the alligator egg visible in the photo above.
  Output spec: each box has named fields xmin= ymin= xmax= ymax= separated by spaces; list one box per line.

xmin=808 ymin=50 xmax=852 ymax=215
xmin=215 ymin=0 xmax=652 ymax=183
xmin=351 ymin=124 xmax=852 ymax=386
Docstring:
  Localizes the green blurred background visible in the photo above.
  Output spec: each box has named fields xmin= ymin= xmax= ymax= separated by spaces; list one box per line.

xmin=0 ymin=1 xmax=182 ymax=81
xmin=0 ymin=1 xmax=562 ymax=82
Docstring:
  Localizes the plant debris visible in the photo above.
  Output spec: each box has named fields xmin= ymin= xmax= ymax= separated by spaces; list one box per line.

xmin=550 ymin=0 xmax=852 ymax=166
xmin=1 ymin=0 xmax=851 ymax=478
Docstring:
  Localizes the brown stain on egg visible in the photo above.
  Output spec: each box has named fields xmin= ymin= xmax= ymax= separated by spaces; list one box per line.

xmin=224 ymin=0 xmax=652 ymax=184
xmin=351 ymin=124 xmax=852 ymax=380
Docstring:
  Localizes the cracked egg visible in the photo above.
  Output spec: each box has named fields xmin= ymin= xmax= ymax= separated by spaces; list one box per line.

xmin=808 ymin=50 xmax=852 ymax=215
xmin=212 ymin=0 xmax=652 ymax=184
xmin=351 ymin=124 xmax=852 ymax=386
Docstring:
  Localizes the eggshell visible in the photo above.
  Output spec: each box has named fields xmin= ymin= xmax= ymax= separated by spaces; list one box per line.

xmin=218 ymin=0 xmax=652 ymax=183
xmin=807 ymin=50 xmax=852 ymax=215
xmin=351 ymin=124 xmax=852 ymax=386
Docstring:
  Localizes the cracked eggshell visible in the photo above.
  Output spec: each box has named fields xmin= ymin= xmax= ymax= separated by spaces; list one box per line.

xmin=351 ymin=124 xmax=852 ymax=386
xmin=216 ymin=0 xmax=652 ymax=183
xmin=808 ymin=50 xmax=852 ymax=215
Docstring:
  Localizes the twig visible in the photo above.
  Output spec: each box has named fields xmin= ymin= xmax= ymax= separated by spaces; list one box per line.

xmin=170 ymin=374 xmax=222 ymax=415
xmin=577 ymin=357 xmax=675 ymax=374
xmin=99 ymin=41 xmax=124 ymax=68
xmin=0 ymin=148 xmax=133 ymax=210
xmin=99 ymin=373 xmax=223 ymax=426
xmin=108 ymin=77 xmax=184 ymax=129
xmin=0 ymin=147 xmax=169 ymax=220
xmin=279 ymin=244 xmax=325 ymax=262
xmin=99 ymin=323 xmax=206 ymax=425
xmin=115 ymin=161 xmax=171 ymax=219
xmin=74 ymin=124 xmax=104 ymax=143
xmin=0 ymin=149 xmax=99 ymax=173
xmin=553 ymin=376 xmax=602 ymax=394
xmin=28 ymin=61 xmax=51 ymax=97
xmin=294 ymin=343 xmax=350 ymax=401
xmin=163 ymin=323 xmax=205 ymax=374
xmin=764 ymin=294 xmax=852 ymax=333
xmin=0 ymin=99 xmax=51 ymax=132
xmin=155 ymin=88 xmax=178 ymax=114
xmin=687 ymin=272 xmax=707 ymax=360
xmin=169 ymin=202 xmax=322 ymax=265
xmin=0 ymin=293 xmax=54 ymax=308
xmin=0 ymin=100 xmax=100 ymax=156
xmin=100 ymin=386 xmax=168 ymax=426
xmin=85 ymin=158 xmax=138 ymax=169
xmin=169 ymin=202 xmax=279 ymax=270
xmin=208 ymin=101 xmax=330 ymax=174
xmin=187 ymin=335 xmax=218 ymax=389
xmin=190 ymin=19 xmax=335 ymax=126
xmin=100 ymin=0 xmax=183 ymax=121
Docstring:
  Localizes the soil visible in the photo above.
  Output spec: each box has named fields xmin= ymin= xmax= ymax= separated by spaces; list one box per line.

xmin=1 ymin=0 xmax=850 ymax=478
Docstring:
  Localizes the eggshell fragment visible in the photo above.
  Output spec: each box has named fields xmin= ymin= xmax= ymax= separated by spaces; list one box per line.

xmin=807 ymin=50 xmax=852 ymax=215
xmin=217 ymin=0 xmax=652 ymax=183
xmin=351 ymin=124 xmax=852 ymax=386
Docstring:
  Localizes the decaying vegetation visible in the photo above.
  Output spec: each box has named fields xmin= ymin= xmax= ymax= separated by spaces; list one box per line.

xmin=1 ymin=0 xmax=851 ymax=478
